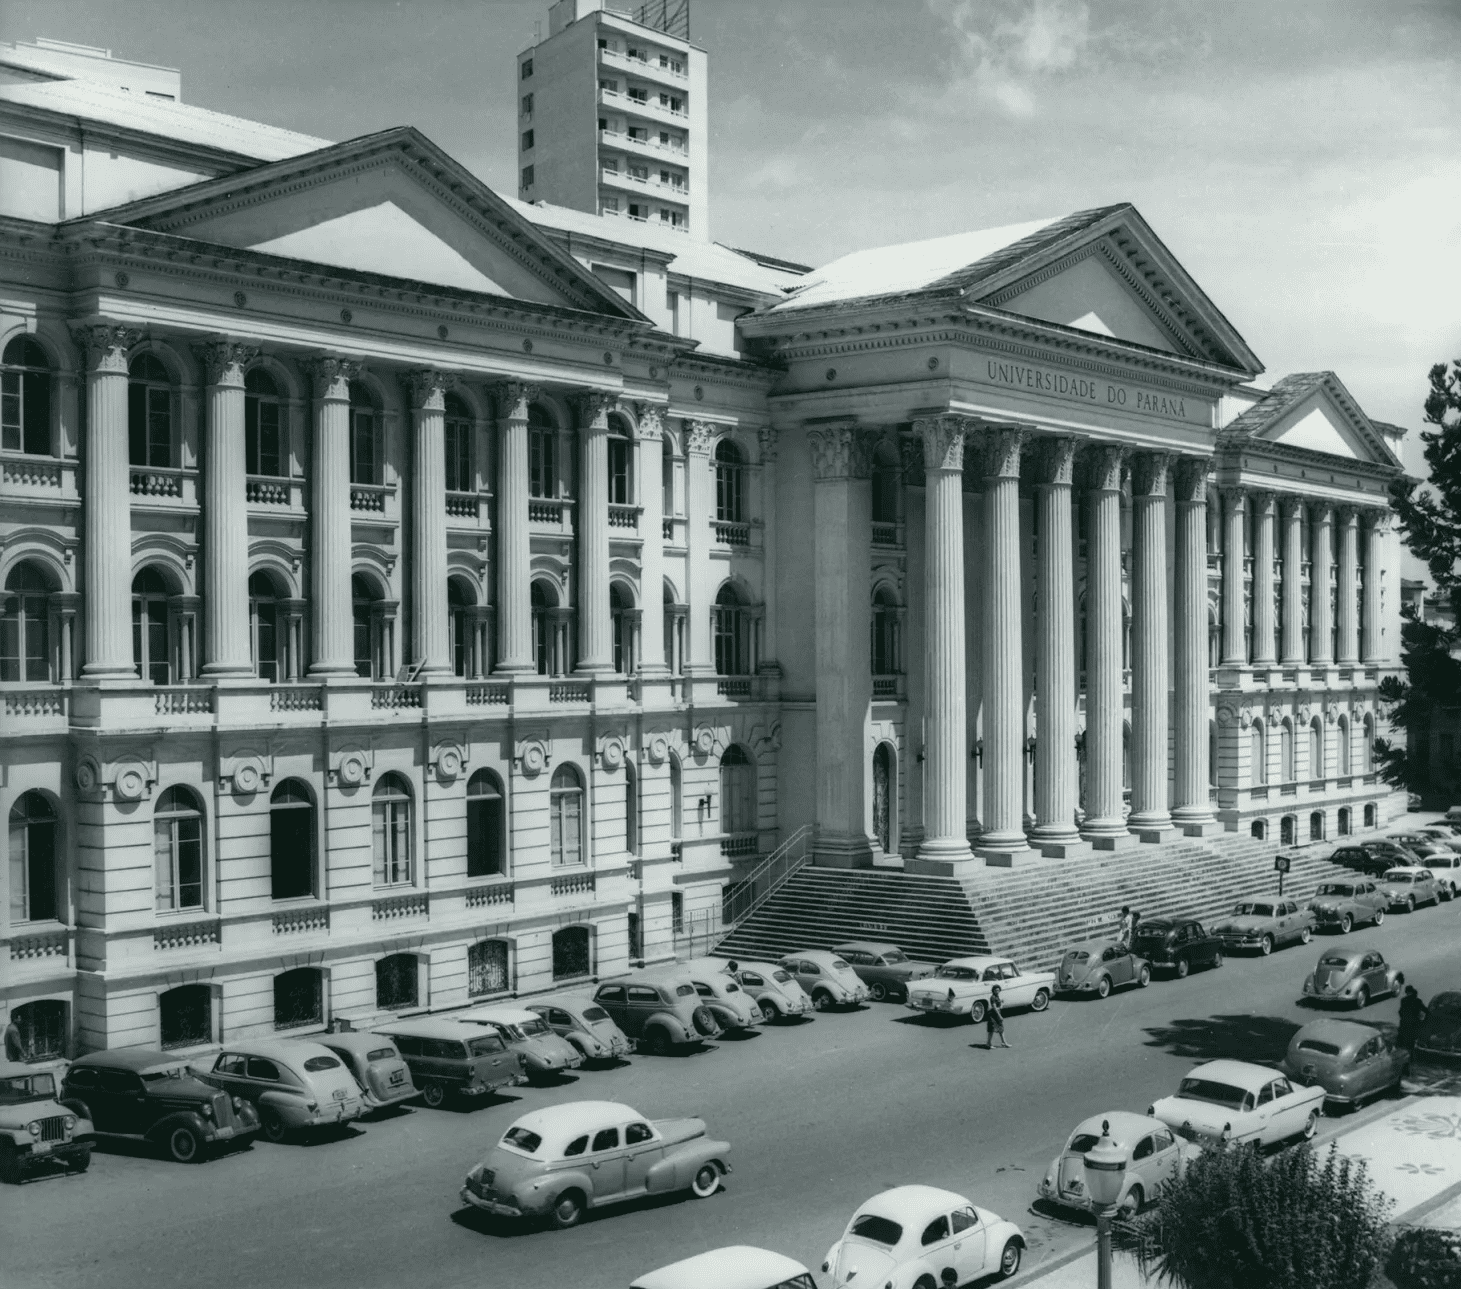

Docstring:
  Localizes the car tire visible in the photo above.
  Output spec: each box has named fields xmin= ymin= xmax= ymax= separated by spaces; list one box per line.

xmin=690 ymin=1164 xmax=721 ymax=1199
xmin=914 ymin=1278 xmax=938 ymax=1289
xmin=641 ymin=1028 xmax=671 ymax=1056
xmin=167 ymin=1125 xmax=204 ymax=1162
xmin=758 ymin=998 xmax=779 ymax=1023
xmin=969 ymin=1001 xmax=987 ymax=1024
xmin=1137 ymin=965 xmax=1152 ymax=988
xmin=869 ymin=981 xmax=887 ymax=1003
xmin=1176 ymin=958 xmax=1190 ymax=980
xmin=1096 ymin=975 xmax=1112 ymax=999
xmin=0 ymin=1141 xmax=21 ymax=1185
xmin=1212 ymin=950 xmax=1224 ymax=969
xmin=259 ymin=1110 xmax=288 ymax=1145
xmin=1373 ymin=909 xmax=1385 ymax=927
xmin=1119 ymin=1184 xmax=1144 ymax=1219
xmin=550 ymin=1190 xmax=586 ymax=1229
xmin=1261 ymin=935 xmax=1274 ymax=956
xmin=68 ymin=1146 xmax=92 ymax=1174
xmin=420 ymin=1080 xmax=446 ymax=1109
xmin=692 ymin=1008 xmax=718 ymax=1037
xmin=1354 ymin=985 xmax=1370 ymax=1010
xmin=1031 ymin=988 xmax=1050 ymax=1012
xmin=812 ymin=990 xmax=834 ymax=1013
xmin=1340 ymin=914 xmax=1354 ymax=934
xmin=1407 ymin=896 xmax=1417 ymax=914
xmin=1303 ymin=1109 xmax=1319 ymax=1140
xmin=998 ymin=1239 xmax=1023 ymax=1280
xmin=1300 ymin=927 xmax=1312 ymax=944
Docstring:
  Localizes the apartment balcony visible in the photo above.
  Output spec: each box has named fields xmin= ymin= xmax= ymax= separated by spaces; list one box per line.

xmin=599 ymin=86 xmax=688 ymax=127
xmin=599 ymin=45 xmax=688 ymax=89
xmin=1 ymin=450 xmax=79 ymax=510
xmin=599 ymin=167 xmax=689 ymax=204
xmin=599 ymin=127 xmax=688 ymax=165
xmin=602 ymin=206 xmax=688 ymax=234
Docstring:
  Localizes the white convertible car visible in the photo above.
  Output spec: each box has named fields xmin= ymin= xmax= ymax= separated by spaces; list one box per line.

xmin=1149 ymin=1059 xmax=1325 ymax=1150
xmin=822 ymin=1185 xmax=1025 ymax=1288
xmin=904 ymin=956 xmax=1055 ymax=1023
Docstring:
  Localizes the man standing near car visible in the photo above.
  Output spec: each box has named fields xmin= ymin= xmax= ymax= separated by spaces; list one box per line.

xmin=1399 ymin=986 xmax=1428 ymax=1053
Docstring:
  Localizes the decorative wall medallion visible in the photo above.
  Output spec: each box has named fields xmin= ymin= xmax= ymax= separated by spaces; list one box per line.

xmin=516 ymin=732 xmax=550 ymax=776
xmin=75 ymin=756 xmax=101 ymax=794
xmin=599 ymin=735 xmax=626 ymax=770
xmin=927 ymin=356 xmax=939 ymax=370
xmin=432 ymin=741 xmax=465 ymax=782
xmin=438 ymin=324 xmax=449 ymax=340
xmin=522 ymin=338 xmax=533 ymax=353
xmin=825 ymin=368 xmax=837 ymax=381
xmin=114 ymin=272 xmax=130 ymax=288
xmin=1217 ymin=704 xmax=1237 ymax=727
xmin=694 ymin=725 xmax=715 ymax=757
xmin=340 ymin=308 xmax=353 ymax=324
xmin=332 ymin=747 xmax=371 ymax=787
xmin=693 ymin=385 xmax=704 ymax=401
xmin=603 ymin=351 xmax=615 ymax=365
xmin=234 ymin=291 xmax=247 ymax=308
xmin=649 ymin=366 xmax=660 ymax=380
xmin=229 ymin=756 xmax=269 ymax=796
xmin=647 ymin=732 xmax=669 ymax=764
xmin=113 ymin=761 xmax=150 ymax=802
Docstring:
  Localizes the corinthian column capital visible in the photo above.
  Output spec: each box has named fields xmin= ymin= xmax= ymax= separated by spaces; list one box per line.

xmin=494 ymin=380 xmax=541 ymax=417
xmin=1083 ymin=443 xmax=1127 ymax=493
xmin=1367 ymin=508 xmax=1394 ymax=536
xmin=402 ymin=368 xmax=450 ymax=411
xmin=302 ymin=356 xmax=361 ymax=400
xmin=193 ymin=341 xmax=258 ymax=387
xmin=573 ymin=390 xmax=618 ymax=425
xmin=634 ymin=402 xmax=665 ymax=439
xmin=1281 ymin=494 xmax=1307 ymax=523
xmin=686 ymin=419 xmax=717 ymax=455
xmin=1131 ymin=450 xmax=1171 ymax=498
xmin=974 ymin=427 xmax=1026 ymax=480
xmin=807 ymin=425 xmax=859 ymax=481
xmin=69 ymin=323 xmax=141 ymax=374
xmin=1030 ymin=436 xmax=1077 ymax=487
xmin=913 ymin=415 xmax=969 ymax=472
xmin=1173 ymin=457 xmax=1210 ymax=504
xmin=1220 ymin=484 xmax=1248 ymax=513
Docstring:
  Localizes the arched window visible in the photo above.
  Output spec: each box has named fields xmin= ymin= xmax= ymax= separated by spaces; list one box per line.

xmin=872 ymin=743 xmax=894 ymax=854
xmin=1309 ymin=810 xmax=1325 ymax=841
xmin=444 ymin=393 xmax=473 ymax=493
xmin=244 ymin=368 xmax=283 ymax=477
xmin=466 ymin=769 xmax=505 ymax=878
xmin=1362 ymin=714 xmax=1374 ymax=772
xmin=449 ymin=579 xmax=474 ymax=679
xmin=2 ymin=561 xmax=53 ymax=682
xmin=1338 ymin=715 xmax=1351 ymax=776
xmin=1309 ymin=717 xmax=1324 ymax=781
xmin=608 ymin=412 xmax=633 ymax=505
xmin=663 ymin=580 xmax=684 ymax=674
xmin=270 ymin=779 xmax=315 ymax=900
xmin=625 ymin=762 xmax=638 ymax=854
xmin=714 ymin=583 xmax=753 ymax=676
xmin=8 ymin=999 xmax=66 ymax=1061
xmin=661 ymin=435 xmax=675 ymax=516
xmin=348 ymin=381 xmax=380 ymax=485
xmin=550 ymin=764 xmax=584 ymax=867
xmin=372 ymin=773 xmax=413 ymax=887
xmin=2 ymin=335 xmax=52 ymax=455
xmin=1363 ymin=803 xmax=1376 ymax=829
xmin=529 ymin=403 xmax=556 ymax=498
xmin=249 ymin=570 xmax=283 ymax=683
xmin=714 ymin=439 xmax=744 ymax=523
xmin=468 ymin=939 xmax=509 ymax=996
xmin=1280 ymin=718 xmax=1295 ymax=782
xmin=871 ymin=586 xmax=900 ymax=676
xmin=128 ymin=353 xmax=172 ymax=468
xmin=1338 ymin=806 xmax=1351 ymax=836
xmin=1251 ymin=722 xmax=1267 ymax=786
xmin=531 ymin=580 xmax=565 ymax=676
xmin=132 ymin=567 xmax=173 ymax=684
xmin=154 ymin=786 xmax=204 ymax=912
xmin=273 ymin=967 xmax=323 ymax=1030
xmin=352 ymin=574 xmax=382 ymax=679
xmin=1280 ymin=814 xmax=1296 ymax=846
xmin=160 ymin=984 xmax=211 ymax=1049
xmin=1251 ymin=819 xmax=1267 ymax=841
xmin=8 ymin=792 xmax=58 ymax=923
xmin=552 ymin=925 xmax=590 ymax=981
xmin=611 ymin=583 xmax=635 ymax=674
xmin=870 ymin=442 xmax=900 ymax=526
xmin=376 ymin=954 xmax=418 ymax=1011
xmin=720 ymin=744 xmax=756 ymax=836
xmin=669 ymin=754 xmax=683 ymax=839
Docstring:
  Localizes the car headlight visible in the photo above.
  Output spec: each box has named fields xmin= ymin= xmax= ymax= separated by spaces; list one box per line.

xmin=27 ymin=1120 xmax=41 ymax=1136
xmin=201 ymin=1102 xmax=214 ymax=1117
xmin=232 ymin=1096 xmax=244 ymax=1111
xmin=64 ymin=1115 xmax=77 ymax=1131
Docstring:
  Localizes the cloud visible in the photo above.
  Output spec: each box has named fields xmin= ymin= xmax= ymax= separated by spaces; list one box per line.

xmin=927 ymin=0 xmax=1090 ymax=118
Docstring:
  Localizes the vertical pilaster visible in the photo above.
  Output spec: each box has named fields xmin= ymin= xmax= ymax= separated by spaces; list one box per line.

xmin=575 ymin=392 xmax=615 ymax=673
xmin=494 ymin=381 xmax=537 ymax=672
xmin=1032 ymin=437 xmax=1080 ymax=845
xmin=684 ymin=421 xmax=716 ymax=675
xmin=406 ymin=369 xmax=452 ymax=676
xmin=1130 ymin=451 xmax=1171 ymax=835
xmin=1337 ymin=506 xmax=1360 ymax=663
xmin=1363 ymin=510 xmax=1389 ymax=664
xmin=1281 ymin=497 xmax=1306 ymax=664
xmin=305 ymin=357 xmax=359 ymax=676
xmin=1172 ymin=459 xmax=1215 ymax=828
xmin=636 ymin=403 xmax=667 ymax=673
xmin=1309 ymin=503 xmax=1333 ymax=665
xmin=1221 ymin=486 xmax=1248 ymax=666
xmin=1251 ymin=492 xmax=1277 ymax=665
xmin=1083 ymin=446 xmax=1128 ymax=839
xmin=757 ymin=426 xmax=780 ymax=674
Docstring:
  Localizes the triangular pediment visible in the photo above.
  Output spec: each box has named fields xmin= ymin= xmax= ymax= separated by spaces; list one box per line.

xmin=79 ymin=128 xmax=642 ymax=318
xmin=994 ymin=251 xmax=1181 ymax=354
xmin=1222 ymin=372 xmax=1402 ymax=469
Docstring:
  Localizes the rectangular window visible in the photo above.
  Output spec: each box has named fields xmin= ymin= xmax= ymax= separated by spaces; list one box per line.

xmin=253 ymin=599 xmax=277 ymax=683
xmin=521 ymin=129 xmax=534 ymax=151
xmin=349 ymin=410 xmax=379 ymax=485
xmin=628 ymin=126 xmax=647 ymax=141
xmin=671 ymin=891 xmax=683 ymax=934
xmin=373 ymin=801 xmax=412 ymax=886
xmin=520 ymin=58 xmax=533 ymax=78
xmin=155 ymin=817 xmax=203 ymax=912
xmin=467 ymin=792 xmax=504 ymax=878
xmin=468 ymin=941 xmax=509 ymax=996
xmin=598 ymin=78 xmax=617 ymax=92
xmin=1 ymin=371 xmax=17 ymax=450
xmin=521 ymin=165 xmax=534 ymax=188
xmin=608 ymin=438 xmax=630 ymax=504
xmin=245 ymin=399 xmax=280 ymax=476
xmin=521 ymin=92 xmax=533 ymax=115
xmin=628 ymin=163 xmax=648 ymax=180
xmin=445 ymin=416 xmax=472 ymax=493
xmin=529 ymin=428 xmax=555 ymax=498
xmin=628 ymin=88 xmax=648 ymax=103
xmin=551 ymin=793 xmax=581 ymax=867
xmin=667 ymin=290 xmax=680 ymax=335
xmin=602 ymin=196 xmax=619 ymax=213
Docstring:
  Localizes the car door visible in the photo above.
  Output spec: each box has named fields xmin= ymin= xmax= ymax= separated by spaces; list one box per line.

xmin=1267 ymin=1076 xmax=1308 ymax=1138
xmin=625 ymin=985 xmax=661 ymax=1034
xmin=93 ymin=1068 xmax=145 ymax=1134
xmin=918 ymin=1213 xmax=959 ymax=1282
xmin=997 ymin=962 xmax=1035 ymax=1008
xmin=1104 ymin=946 xmax=1131 ymax=985
xmin=949 ymin=1205 xmax=988 ymax=1281
xmin=1251 ymin=1079 xmax=1278 ymax=1143
xmin=1145 ymin=1127 xmax=1180 ymax=1189
xmin=209 ymin=1051 xmax=248 ymax=1100
xmin=243 ymin=1055 xmax=285 ymax=1110
xmin=1362 ymin=953 xmax=1386 ymax=995
xmin=622 ymin=1119 xmax=663 ymax=1194
xmin=595 ymin=984 xmax=630 ymax=1034
xmin=586 ymin=1125 xmax=627 ymax=1202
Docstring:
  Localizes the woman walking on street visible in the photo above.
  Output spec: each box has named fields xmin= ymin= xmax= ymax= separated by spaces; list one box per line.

xmin=985 ymin=986 xmax=1010 ymax=1049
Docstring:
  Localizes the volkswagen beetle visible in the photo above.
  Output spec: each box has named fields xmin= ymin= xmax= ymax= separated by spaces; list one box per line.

xmin=1149 ymin=1059 xmax=1325 ymax=1149
xmin=1212 ymin=897 xmax=1315 ymax=955
xmin=778 ymin=950 xmax=869 ymax=1011
xmin=1038 ymin=1111 xmax=1200 ymax=1217
xmin=1302 ymin=946 xmax=1404 ymax=1009
xmin=720 ymin=960 xmax=813 ymax=1023
xmin=1282 ymin=1019 xmax=1409 ymax=1106
xmin=1055 ymin=939 xmax=1152 ymax=999
xmin=906 ymin=956 xmax=1055 ymax=1022
xmin=525 ymin=995 xmax=631 ymax=1064
xmin=454 ymin=1005 xmax=583 ymax=1082
xmin=682 ymin=961 xmax=762 ymax=1033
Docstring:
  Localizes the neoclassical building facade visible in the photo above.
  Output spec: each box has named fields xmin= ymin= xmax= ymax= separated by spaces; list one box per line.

xmin=0 ymin=41 xmax=1406 ymax=1059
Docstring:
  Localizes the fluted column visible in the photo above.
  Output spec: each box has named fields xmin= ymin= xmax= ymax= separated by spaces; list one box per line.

xmin=1363 ymin=510 xmax=1389 ymax=664
xmin=1337 ymin=506 xmax=1359 ymax=663
xmin=575 ymin=392 xmax=615 ymax=673
xmin=305 ymin=357 xmax=360 ymax=676
xmin=1221 ymin=487 xmax=1248 ymax=666
xmin=1172 ymin=460 xmax=1214 ymax=828
xmin=684 ymin=421 xmax=716 ymax=674
xmin=979 ymin=427 xmax=1028 ymax=852
xmin=1032 ymin=437 xmax=1080 ymax=845
xmin=72 ymin=324 xmax=140 ymax=677
xmin=915 ymin=415 xmax=973 ymax=863
xmin=405 ymin=370 xmax=452 ymax=676
xmin=1309 ymin=503 xmax=1333 ymax=665
xmin=1250 ymin=492 xmax=1277 ymax=665
xmin=1083 ymin=446 xmax=1128 ymax=838
xmin=635 ymin=403 xmax=667 ymax=672
xmin=1130 ymin=452 xmax=1171 ymax=834
xmin=757 ymin=426 xmax=780 ymax=674
xmin=493 ymin=381 xmax=537 ymax=672
xmin=1281 ymin=497 xmax=1306 ymax=664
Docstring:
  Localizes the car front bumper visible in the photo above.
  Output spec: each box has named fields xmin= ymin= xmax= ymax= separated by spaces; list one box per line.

xmin=18 ymin=1134 xmax=95 ymax=1163
xmin=460 ymin=1187 xmax=524 ymax=1218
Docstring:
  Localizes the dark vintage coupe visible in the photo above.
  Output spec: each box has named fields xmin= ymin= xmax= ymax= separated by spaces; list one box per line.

xmin=1131 ymin=917 xmax=1224 ymax=979
xmin=1417 ymin=991 xmax=1461 ymax=1060
xmin=831 ymin=942 xmax=936 ymax=1002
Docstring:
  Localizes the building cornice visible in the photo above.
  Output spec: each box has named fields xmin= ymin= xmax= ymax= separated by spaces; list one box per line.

xmin=1215 ymin=433 xmax=1403 ymax=482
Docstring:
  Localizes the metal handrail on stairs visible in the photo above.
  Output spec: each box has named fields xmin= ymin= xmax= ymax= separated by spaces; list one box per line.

xmin=721 ymin=824 xmax=813 ymax=931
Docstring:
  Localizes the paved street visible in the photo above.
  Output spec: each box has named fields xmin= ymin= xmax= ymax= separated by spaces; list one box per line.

xmin=8 ymin=893 xmax=1461 ymax=1289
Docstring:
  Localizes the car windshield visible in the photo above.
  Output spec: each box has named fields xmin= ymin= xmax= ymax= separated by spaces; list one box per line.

xmin=937 ymin=965 xmax=979 ymax=980
xmin=518 ymin=1017 xmax=552 ymax=1037
xmin=302 ymin=1055 xmax=341 ymax=1072
xmin=1319 ymin=956 xmax=1352 ymax=969
xmin=1067 ymin=1131 xmax=1102 ymax=1153
xmin=0 ymin=1072 xmax=57 ymax=1103
xmin=1297 ymin=1040 xmax=1341 ymax=1056
xmin=140 ymin=1066 xmax=187 ymax=1082
xmin=881 ymin=950 xmax=908 ymax=964
xmin=467 ymin=1034 xmax=506 ymax=1056
xmin=1233 ymin=903 xmax=1274 ymax=917
xmin=1177 ymin=1078 xmax=1252 ymax=1111
xmin=1315 ymin=884 xmax=1354 ymax=897
xmin=849 ymin=1214 xmax=903 ymax=1246
xmin=502 ymin=1126 xmax=541 ymax=1153
xmin=1383 ymin=872 xmax=1414 ymax=883
xmin=772 ymin=970 xmax=793 ymax=983
xmin=366 ymin=1048 xmax=396 ymax=1062
xmin=581 ymin=1006 xmax=610 ymax=1022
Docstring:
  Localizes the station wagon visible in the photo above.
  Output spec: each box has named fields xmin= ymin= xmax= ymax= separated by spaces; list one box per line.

xmin=374 ymin=1018 xmax=525 ymax=1107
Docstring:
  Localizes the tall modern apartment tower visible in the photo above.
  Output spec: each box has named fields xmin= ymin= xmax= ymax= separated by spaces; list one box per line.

xmin=517 ymin=0 xmax=708 ymax=238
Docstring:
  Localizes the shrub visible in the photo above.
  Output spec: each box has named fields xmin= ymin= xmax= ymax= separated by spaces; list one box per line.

xmin=1116 ymin=1142 xmax=1392 ymax=1289
xmin=1388 ymin=1228 xmax=1461 ymax=1289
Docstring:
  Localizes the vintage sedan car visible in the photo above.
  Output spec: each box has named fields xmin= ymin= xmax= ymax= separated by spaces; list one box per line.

xmin=1212 ymin=898 xmax=1316 ymax=955
xmin=65 ymin=1048 xmax=259 ymax=1162
xmin=680 ymin=963 xmax=761 ymax=1034
xmin=526 ymin=995 xmax=631 ymax=1064
xmin=1416 ymin=991 xmax=1461 ymax=1060
xmin=832 ymin=942 xmax=936 ymax=1003
xmin=460 ymin=1100 xmax=731 ymax=1229
xmin=311 ymin=1030 xmax=417 ymax=1111
xmin=0 ymin=1060 xmax=94 ymax=1182
xmin=593 ymin=971 xmax=721 ymax=1055
xmin=778 ymin=950 xmax=870 ymax=1010
xmin=1331 ymin=841 xmax=1423 ymax=877
xmin=1132 ymin=917 xmax=1224 ymax=978
xmin=1302 ymin=946 xmax=1405 ymax=1009
xmin=1308 ymin=878 xmax=1388 ymax=933
xmin=207 ymin=1040 xmax=365 ymax=1141
xmin=1375 ymin=866 xmax=1443 ymax=913
xmin=906 ymin=956 xmax=1055 ymax=1022
xmin=1055 ymin=940 xmax=1152 ymax=999
xmin=722 ymin=961 xmax=813 ymax=1022
xmin=1282 ymin=1019 xmax=1409 ymax=1107
xmin=1423 ymin=853 xmax=1461 ymax=899
xmin=374 ymin=1018 xmax=524 ymax=1106
xmin=455 ymin=1006 xmax=583 ymax=1082
xmin=1038 ymin=1111 xmax=1200 ymax=1217
xmin=821 ymin=1185 xmax=1026 ymax=1287
xmin=1388 ymin=832 xmax=1455 ymax=859
xmin=632 ymin=1246 xmax=816 ymax=1289
xmin=1149 ymin=1059 xmax=1325 ymax=1149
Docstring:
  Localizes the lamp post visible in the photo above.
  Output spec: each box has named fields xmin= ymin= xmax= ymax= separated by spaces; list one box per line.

xmin=1083 ymin=1119 xmax=1128 ymax=1289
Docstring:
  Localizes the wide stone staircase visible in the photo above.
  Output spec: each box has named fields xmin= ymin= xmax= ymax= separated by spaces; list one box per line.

xmin=714 ymin=833 xmax=1363 ymax=970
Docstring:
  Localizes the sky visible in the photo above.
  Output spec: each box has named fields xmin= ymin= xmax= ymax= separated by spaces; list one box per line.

xmin=2 ymin=0 xmax=1458 ymax=470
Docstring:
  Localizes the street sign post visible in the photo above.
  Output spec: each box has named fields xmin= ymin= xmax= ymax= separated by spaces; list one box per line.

xmin=1274 ymin=853 xmax=1291 ymax=896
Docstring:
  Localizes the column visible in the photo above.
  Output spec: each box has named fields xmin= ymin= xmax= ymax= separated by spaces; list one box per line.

xmin=757 ymin=426 xmax=780 ymax=675
xmin=1221 ymin=487 xmax=1248 ymax=666
xmin=1031 ymin=437 xmax=1081 ymax=845
xmin=1363 ymin=510 xmax=1389 ymax=664
xmin=915 ymin=415 xmax=974 ymax=864
xmin=1083 ymin=446 xmax=1127 ymax=839
xmin=71 ymin=324 xmax=140 ymax=677
xmin=684 ymin=421 xmax=716 ymax=674
xmin=1309 ymin=503 xmax=1333 ymax=665
xmin=574 ymin=392 xmax=615 ymax=673
xmin=1129 ymin=452 xmax=1172 ymax=834
xmin=195 ymin=342 xmax=258 ymax=676
xmin=979 ymin=427 xmax=1028 ymax=852
xmin=635 ymin=403 xmax=667 ymax=672
xmin=808 ymin=425 xmax=872 ymax=866
xmin=305 ymin=357 xmax=359 ymax=676
xmin=402 ymin=370 xmax=452 ymax=677
xmin=493 ymin=381 xmax=537 ymax=672
xmin=1250 ymin=492 xmax=1277 ymax=665
xmin=1337 ymin=506 xmax=1359 ymax=663
xmin=1172 ymin=459 xmax=1215 ymax=828
xmin=1281 ymin=496 xmax=1306 ymax=664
